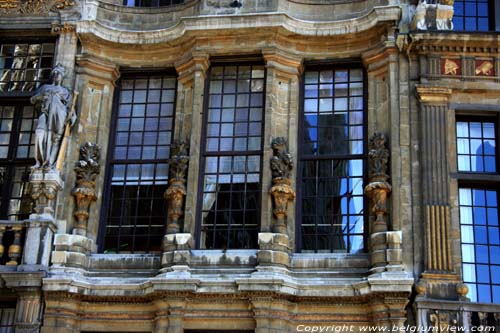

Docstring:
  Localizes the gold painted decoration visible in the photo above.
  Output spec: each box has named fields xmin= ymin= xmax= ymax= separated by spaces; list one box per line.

xmin=475 ymin=60 xmax=494 ymax=76
xmin=442 ymin=59 xmax=460 ymax=75
xmin=0 ymin=0 xmax=74 ymax=15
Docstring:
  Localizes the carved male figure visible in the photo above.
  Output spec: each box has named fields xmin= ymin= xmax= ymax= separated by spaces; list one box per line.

xmin=30 ymin=64 xmax=76 ymax=168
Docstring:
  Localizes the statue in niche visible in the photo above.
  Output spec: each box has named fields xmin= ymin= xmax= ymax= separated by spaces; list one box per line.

xmin=368 ymin=132 xmax=390 ymax=180
xmin=30 ymin=64 xmax=76 ymax=169
xmin=270 ymin=137 xmax=293 ymax=180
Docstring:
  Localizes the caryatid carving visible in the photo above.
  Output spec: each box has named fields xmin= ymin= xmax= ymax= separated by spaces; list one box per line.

xmin=269 ymin=137 xmax=295 ymax=234
xmin=71 ymin=142 xmax=100 ymax=236
xmin=164 ymin=141 xmax=189 ymax=234
xmin=364 ymin=133 xmax=392 ymax=233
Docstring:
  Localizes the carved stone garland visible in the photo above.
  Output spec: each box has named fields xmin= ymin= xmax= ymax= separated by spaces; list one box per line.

xmin=269 ymin=137 xmax=295 ymax=234
xmin=364 ymin=133 xmax=392 ymax=233
xmin=0 ymin=0 xmax=75 ymax=15
xmin=71 ymin=142 xmax=100 ymax=237
xmin=164 ymin=141 xmax=189 ymax=234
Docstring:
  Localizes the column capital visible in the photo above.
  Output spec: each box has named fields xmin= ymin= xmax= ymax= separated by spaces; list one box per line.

xmin=51 ymin=23 xmax=77 ymax=35
xmin=262 ymin=48 xmax=303 ymax=80
xmin=76 ymin=54 xmax=120 ymax=86
xmin=416 ymin=85 xmax=453 ymax=104
xmin=175 ymin=52 xmax=210 ymax=88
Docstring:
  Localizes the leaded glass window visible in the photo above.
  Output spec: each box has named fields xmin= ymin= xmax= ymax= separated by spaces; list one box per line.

xmin=123 ymin=0 xmax=184 ymax=6
xmin=457 ymin=116 xmax=500 ymax=303
xmin=0 ymin=104 xmax=37 ymax=221
xmin=298 ymin=66 xmax=366 ymax=253
xmin=0 ymin=43 xmax=54 ymax=93
xmin=101 ymin=74 xmax=176 ymax=253
xmin=198 ymin=64 xmax=265 ymax=249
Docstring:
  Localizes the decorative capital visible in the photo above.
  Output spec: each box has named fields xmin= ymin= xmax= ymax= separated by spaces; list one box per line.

xmin=262 ymin=48 xmax=303 ymax=80
xmin=175 ymin=52 xmax=210 ymax=88
xmin=416 ymin=85 xmax=452 ymax=104
xmin=51 ymin=22 xmax=76 ymax=35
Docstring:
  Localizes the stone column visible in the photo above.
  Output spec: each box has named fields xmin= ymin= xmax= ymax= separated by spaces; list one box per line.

xmin=251 ymin=296 xmax=291 ymax=333
xmin=416 ymin=86 xmax=460 ymax=298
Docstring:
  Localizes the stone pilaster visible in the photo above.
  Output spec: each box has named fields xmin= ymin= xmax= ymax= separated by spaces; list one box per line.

xmin=416 ymin=86 xmax=459 ymax=299
xmin=59 ymin=55 xmax=119 ymax=240
xmin=175 ymin=52 xmax=210 ymax=237
xmin=52 ymin=23 xmax=78 ymax=87
xmin=262 ymin=49 xmax=302 ymax=252
xmin=14 ymin=289 xmax=43 ymax=333
xmin=251 ymin=296 xmax=291 ymax=333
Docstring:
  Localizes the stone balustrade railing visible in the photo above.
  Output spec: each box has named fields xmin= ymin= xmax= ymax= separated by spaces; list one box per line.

xmin=0 ymin=221 xmax=26 ymax=266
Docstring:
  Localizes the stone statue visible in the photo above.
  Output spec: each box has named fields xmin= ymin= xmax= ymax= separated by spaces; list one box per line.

xmin=30 ymin=64 xmax=76 ymax=169
xmin=270 ymin=137 xmax=293 ymax=180
xmin=368 ymin=132 xmax=390 ymax=180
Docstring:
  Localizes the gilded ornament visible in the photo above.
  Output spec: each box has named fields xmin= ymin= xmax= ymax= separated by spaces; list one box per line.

xmin=456 ymin=283 xmax=468 ymax=298
xmin=0 ymin=0 xmax=74 ymax=15
xmin=475 ymin=61 xmax=493 ymax=76
xmin=443 ymin=59 xmax=459 ymax=75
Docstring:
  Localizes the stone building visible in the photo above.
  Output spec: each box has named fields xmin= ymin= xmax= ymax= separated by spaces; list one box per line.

xmin=0 ymin=0 xmax=498 ymax=332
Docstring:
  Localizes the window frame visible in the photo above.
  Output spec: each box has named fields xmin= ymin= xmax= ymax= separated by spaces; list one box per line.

xmin=98 ymin=69 xmax=178 ymax=254
xmin=456 ymin=112 xmax=500 ymax=303
xmin=195 ymin=60 xmax=266 ymax=250
xmin=452 ymin=0 xmax=496 ymax=32
xmin=295 ymin=61 xmax=369 ymax=254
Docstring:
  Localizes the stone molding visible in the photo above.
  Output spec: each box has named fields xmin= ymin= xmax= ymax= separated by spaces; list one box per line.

xmin=262 ymin=49 xmax=303 ymax=81
xmin=76 ymin=6 xmax=401 ymax=44
xmin=416 ymin=85 xmax=452 ymax=104
xmin=175 ymin=52 xmax=210 ymax=88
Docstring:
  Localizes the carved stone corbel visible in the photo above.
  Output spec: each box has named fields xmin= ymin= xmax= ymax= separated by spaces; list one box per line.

xmin=30 ymin=170 xmax=63 ymax=218
xmin=164 ymin=141 xmax=189 ymax=234
xmin=71 ymin=142 xmax=100 ymax=236
xmin=364 ymin=133 xmax=392 ymax=233
xmin=269 ymin=137 xmax=295 ymax=234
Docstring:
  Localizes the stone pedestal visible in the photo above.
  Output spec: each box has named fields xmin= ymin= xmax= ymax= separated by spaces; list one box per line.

xmin=51 ymin=234 xmax=93 ymax=270
xmin=369 ymin=231 xmax=403 ymax=274
xmin=160 ymin=233 xmax=193 ymax=274
xmin=256 ymin=232 xmax=291 ymax=268
xmin=21 ymin=220 xmax=58 ymax=268
xmin=30 ymin=169 xmax=64 ymax=220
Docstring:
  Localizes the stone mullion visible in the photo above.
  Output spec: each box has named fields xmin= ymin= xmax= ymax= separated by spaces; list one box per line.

xmin=261 ymin=50 xmax=302 ymax=239
xmin=175 ymin=53 xmax=210 ymax=239
xmin=416 ymin=86 xmax=454 ymax=274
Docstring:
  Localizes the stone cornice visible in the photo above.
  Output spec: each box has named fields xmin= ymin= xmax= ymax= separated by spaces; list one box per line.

xmin=416 ymin=85 xmax=452 ymax=104
xmin=76 ymin=6 xmax=400 ymax=45
xmin=410 ymin=32 xmax=500 ymax=55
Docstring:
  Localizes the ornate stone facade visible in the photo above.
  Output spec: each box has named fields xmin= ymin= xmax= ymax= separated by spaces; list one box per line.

xmin=0 ymin=0 xmax=499 ymax=332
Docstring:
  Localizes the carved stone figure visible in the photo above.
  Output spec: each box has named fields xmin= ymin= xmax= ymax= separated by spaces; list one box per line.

xmin=365 ymin=133 xmax=392 ymax=233
xmin=429 ymin=310 xmax=458 ymax=333
xmin=71 ymin=142 xmax=100 ymax=236
xmin=368 ymin=132 xmax=390 ymax=180
xmin=0 ymin=0 xmax=76 ymax=15
xmin=270 ymin=137 xmax=293 ymax=180
xmin=164 ymin=141 xmax=189 ymax=234
xmin=30 ymin=64 xmax=76 ymax=169
xmin=269 ymin=137 xmax=295 ymax=234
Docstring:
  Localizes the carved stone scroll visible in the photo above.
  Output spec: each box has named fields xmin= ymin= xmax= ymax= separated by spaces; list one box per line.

xmin=71 ymin=142 xmax=100 ymax=237
xmin=164 ymin=141 xmax=189 ymax=234
xmin=364 ymin=133 xmax=391 ymax=233
xmin=269 ymin=137 xmax=295 ymax=234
